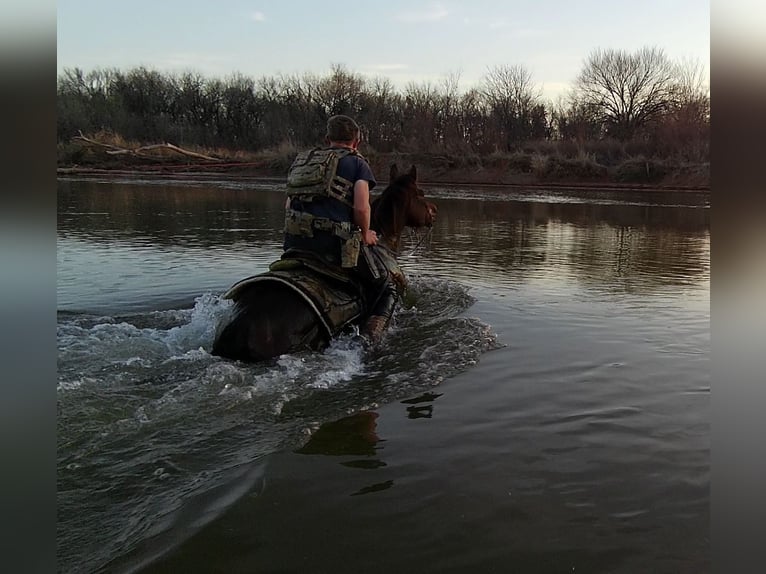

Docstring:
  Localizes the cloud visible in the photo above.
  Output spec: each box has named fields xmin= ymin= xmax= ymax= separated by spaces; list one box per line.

xmin=396 ymin=3 xmax=449 ymax=23
xmin=250 ymin=11 xmax=266 ymax=22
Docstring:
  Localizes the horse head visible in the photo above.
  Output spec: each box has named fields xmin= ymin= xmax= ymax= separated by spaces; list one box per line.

xmin=372 ymin=164 xmax=437 ymax=252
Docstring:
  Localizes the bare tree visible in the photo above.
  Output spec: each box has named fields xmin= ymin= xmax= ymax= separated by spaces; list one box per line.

xmin=359 ymin=75 xmax=400 ymax=151
xmin=656 ymin=57 xmax=710 ymax=159
xmin=217 ymin=73 xmax=259 ymax=147
xmin=550 ymin=96 xmax=601 ymax=142
xmin=674 ymin=58 xmax=708 ymax=101
xmin=278 ymin=73 xmax=323 ymax=145
xmin=57 ymin=55 xmax=707 ymax=162
xmin=314 ymin=63 xmax=366 ymax=118
xmin=574 ymin=46 xmax=676 ymax=140
xmin=437 ymin=71 xmax=464 ymax=149
xmin=671 ymin=57 xmax=710 ymax=125
xmin=57 ymin=68 xmax=121 ymax=138
xmin=481 ymin=64 xmax=542 ymax=149
xmin=457 ymin=88 xmax=488 ymax=150
xmin=402 ymin=81 xmax=441 ymax=150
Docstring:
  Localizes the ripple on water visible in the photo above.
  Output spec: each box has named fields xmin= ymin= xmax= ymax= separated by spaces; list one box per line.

xmin=57 ymin=275 xmax=496 ymax=574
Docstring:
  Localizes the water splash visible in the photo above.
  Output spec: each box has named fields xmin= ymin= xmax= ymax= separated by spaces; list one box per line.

xmin=56 ymin=276 xmax=495 ymax=574
xmin=57 ymin=293 xmax=232 ymax=391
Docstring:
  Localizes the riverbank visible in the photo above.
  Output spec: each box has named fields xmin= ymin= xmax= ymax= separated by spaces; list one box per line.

xmin=57 ymin=136 xmax=710 ymax=192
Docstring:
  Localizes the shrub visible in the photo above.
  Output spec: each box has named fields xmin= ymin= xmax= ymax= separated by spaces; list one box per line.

xmin=615 ymin=156 xmax=669 ymax=183
xmin=580 ymin=138 xmax=625 ymax=166
xmin=534 ymin=152 xmax=608 ymax=181
xmin=530 ymin=153 xmax=549 ymax=176
xmin=451 ymin=152 xmax=482 ymax=171
xmin=506 ymin=151 xmax=534 ymax=173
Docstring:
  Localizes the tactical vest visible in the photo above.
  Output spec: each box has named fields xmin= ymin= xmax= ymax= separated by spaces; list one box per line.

xmin=286 ymin=147 xmax=356 ymax=206
xmin=284 ymin=147 xmax=362 ymax=268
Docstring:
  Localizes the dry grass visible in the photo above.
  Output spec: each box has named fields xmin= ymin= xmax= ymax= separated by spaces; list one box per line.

xmin=58 ymin=131 xmax=709 ymax=188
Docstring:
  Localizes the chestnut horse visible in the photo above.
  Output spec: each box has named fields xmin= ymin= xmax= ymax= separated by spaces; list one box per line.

xmin=211 ymin=164 xmax=436 ymax=362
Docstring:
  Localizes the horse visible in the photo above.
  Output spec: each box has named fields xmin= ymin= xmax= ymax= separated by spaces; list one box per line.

xmin=211 ymin=164 xmax=436 ymax=362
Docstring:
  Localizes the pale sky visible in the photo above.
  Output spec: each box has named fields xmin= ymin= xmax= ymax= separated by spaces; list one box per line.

xmin=56 ymin=0 xmax=710 ymax=101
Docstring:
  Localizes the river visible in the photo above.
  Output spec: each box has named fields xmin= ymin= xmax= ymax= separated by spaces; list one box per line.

xmin=57 ymin=177 xmax=709 ymax=573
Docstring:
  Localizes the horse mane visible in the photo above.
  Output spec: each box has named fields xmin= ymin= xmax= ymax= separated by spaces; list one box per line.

xmin=371 ymin=165 xmax=417 ymax=251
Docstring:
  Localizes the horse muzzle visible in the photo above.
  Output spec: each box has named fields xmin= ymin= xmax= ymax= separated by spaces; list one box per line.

xmin=425 ymin=201 xmax=437 ymax=226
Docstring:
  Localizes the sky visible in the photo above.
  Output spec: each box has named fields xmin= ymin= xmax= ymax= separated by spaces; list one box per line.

xmin=56 ymin=0 xmax=711 ymax=101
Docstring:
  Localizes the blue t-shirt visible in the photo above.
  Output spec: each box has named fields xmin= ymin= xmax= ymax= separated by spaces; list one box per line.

xmin=284 ymin=148 xmax=377 ymax=263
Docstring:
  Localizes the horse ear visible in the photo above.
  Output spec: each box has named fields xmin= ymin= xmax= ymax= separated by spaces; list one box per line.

xmin=408 ymin=165 xmax=417 ymax=180
xmin=389 ymin=164 xmax=399 ymax=181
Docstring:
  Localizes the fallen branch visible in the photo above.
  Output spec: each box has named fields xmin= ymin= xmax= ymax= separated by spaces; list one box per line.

xmin=72 ymin=132 xmax=220 ymax=161
xmin=73 ymin=132 xmax=123 ymax=151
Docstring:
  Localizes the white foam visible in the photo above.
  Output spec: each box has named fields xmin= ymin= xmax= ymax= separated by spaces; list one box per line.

xmin=58 ymin=293 xmax=232 ymax=382
xmin=163 ymin=347 xmax=212 ymax=364
xmin=306 ymin=337 xmax=365 ymax=389
xmin=161 ymin=293 xmax=233 ymax=354
xmin=122 ymin=356 xmax=152 ymax=367
xmin=204 ymin=361 xmax=250 ymax=387
xmin=57 ymin=377 xmax=95 ymax=391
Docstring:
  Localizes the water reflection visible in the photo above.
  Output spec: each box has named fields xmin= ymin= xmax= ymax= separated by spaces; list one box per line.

xmin=58 ymin=179 xmax=286 ymax=247
xmin=295 ymin=411 xmax=390 ymax=477
xmin=58 ymin=181 xmax=710 ymax=308
xmin=420 ymin=197 xmax=709 ymax=297
xmin=56 ymin=178 xmax=709 ymax=574
xmin=295 ymin=411 xmax=382 ymax=458
xmin=401 ymin=392 xmax=443 ymax=419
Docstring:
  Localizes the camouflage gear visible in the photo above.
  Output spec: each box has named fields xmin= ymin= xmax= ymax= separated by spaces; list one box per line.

xmin=284 ymin=208 xmax=361 ymax=268
xmin=285 ymin=146 xmax=370 ymax=268
xmin=286 ymin=147 xmax=357 ymax=207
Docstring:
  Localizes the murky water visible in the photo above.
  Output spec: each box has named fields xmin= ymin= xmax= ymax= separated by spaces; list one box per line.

xmin=57 ymin=178 xmax=709 ymax=573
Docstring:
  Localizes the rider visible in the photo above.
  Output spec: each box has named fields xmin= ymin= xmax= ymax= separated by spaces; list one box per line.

xmin=283 ymin=115 xmax=397 ymax=341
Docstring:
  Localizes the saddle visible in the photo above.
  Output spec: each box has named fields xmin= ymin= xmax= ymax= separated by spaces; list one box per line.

xmin=222 ymin=245 xmax=407 ymax=339
xmin=222 ymin=252 xmax=365 ymax=339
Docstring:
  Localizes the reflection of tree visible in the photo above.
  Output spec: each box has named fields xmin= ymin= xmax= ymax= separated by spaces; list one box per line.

xmin=429 ymin=197 xmax=709 ymax=294
xmin=58 ymin=181 xmax=710 ymax=295
xmin=57 ymin=179 xmax=286 ymax=248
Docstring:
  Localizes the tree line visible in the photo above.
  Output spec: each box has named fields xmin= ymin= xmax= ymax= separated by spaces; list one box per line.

xmin=57 ymin=46 xmax=709 ymax=163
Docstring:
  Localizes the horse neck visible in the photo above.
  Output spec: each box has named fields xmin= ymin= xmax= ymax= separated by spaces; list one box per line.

xmin=373 ymin=193 xmax=407 ymax=253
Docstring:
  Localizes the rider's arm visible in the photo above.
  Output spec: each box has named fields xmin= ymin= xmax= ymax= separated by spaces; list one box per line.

xmin=353 ymin=180 xmax=377 ymax=245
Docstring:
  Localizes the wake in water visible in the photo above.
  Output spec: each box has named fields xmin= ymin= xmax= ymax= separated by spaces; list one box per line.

xmin=56 ymin=276 xmax=498 ymax=573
